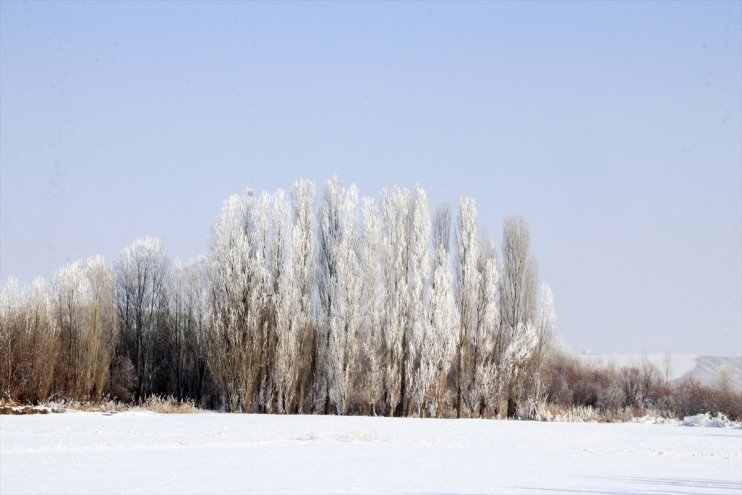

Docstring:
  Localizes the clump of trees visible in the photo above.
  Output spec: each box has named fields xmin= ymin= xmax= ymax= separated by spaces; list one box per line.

xmin=1 ymin=177 xmax=738 ymax=421
xmin=197 ymin=178 xmax=554 ymax=416
xmin=543 ymin=354 xmax=742 ymax=420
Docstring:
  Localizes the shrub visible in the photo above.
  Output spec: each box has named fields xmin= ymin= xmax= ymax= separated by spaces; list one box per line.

xmin=141 ymin=395 xmax=199 ymax=414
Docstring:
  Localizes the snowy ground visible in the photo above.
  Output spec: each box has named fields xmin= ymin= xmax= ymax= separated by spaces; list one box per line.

xmin=1 ymin=412 xmax=741 ymax=494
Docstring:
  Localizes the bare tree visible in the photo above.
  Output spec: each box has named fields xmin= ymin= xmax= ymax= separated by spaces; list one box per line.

xmin=0 ymin=278 xmax=59 ymax=402
xmin=116 ymin=238 xmax=170 ymax=403
xmin=715 ymin=364 xmax=735 ymax=394
xmin=52 ymin=257 xmax=116 ymax=400
xmin=168 ymin=258 xmax=208 ymax=401
xmin=85 ymin=256 xmax=117 ymax=400
xmin=53 ymin=261 xmax=92 ymax=398
xmin=620 ymin=366 xmax=642 ymax=407
xmin=639 ymin=354 xmax=660 ymax=407
xmin=662 ymin=348 xmax=673 ymax=386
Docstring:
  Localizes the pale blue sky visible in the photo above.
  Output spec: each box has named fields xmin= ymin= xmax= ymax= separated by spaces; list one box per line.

xmin=1 ymin=1 xmax=740 ymax=355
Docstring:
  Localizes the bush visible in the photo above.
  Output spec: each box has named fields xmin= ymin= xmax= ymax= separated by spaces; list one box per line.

xmin=712 ymin=388 xmax=742 ymax=421
xmin=141 ymin=395 xmax=199 ymax=414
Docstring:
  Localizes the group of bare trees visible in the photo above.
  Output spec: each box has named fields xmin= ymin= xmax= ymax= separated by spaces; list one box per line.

xmin=0 ymin=257 xmax=117 ymax=403
xmin=544 ymin=354 xmax=742 ymax=421
xmin=0 ymin=177 xmax=559 ymax=417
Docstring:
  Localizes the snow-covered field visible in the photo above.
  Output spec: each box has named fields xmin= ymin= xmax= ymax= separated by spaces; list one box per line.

xmin=2 ymin=412 xmax=741 ymax=494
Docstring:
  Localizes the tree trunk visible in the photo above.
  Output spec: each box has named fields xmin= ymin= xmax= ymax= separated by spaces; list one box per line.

xmin=456 ymin=346 xmax=463 ymax=418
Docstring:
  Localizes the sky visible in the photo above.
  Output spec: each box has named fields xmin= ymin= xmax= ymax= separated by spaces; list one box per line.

xmin=1 ymin=1 xmax=740 ymax=356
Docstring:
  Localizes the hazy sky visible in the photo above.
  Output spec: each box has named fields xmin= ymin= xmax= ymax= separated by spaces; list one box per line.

xmin=1 ymin=1 xmax=740 ymax=356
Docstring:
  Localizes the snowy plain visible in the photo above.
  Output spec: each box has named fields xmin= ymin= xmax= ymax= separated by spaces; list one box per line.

xmin=1 ymin=412 xmax=741 ymax=495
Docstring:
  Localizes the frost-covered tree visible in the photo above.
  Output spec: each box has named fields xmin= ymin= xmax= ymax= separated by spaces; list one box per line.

xmin=499 ymin=216 xmax=537 ymax=415
xmin=249 ymin=193 xmax=271 ymax=408
xmin=473 ymin=239 xmax=500 ymax=417
xmin=381 ymin=186 xmax=410 ymax=416
xmin=248 ymin=192 xmax=272 ymax=412
xmin=290 ymin=179 xmax=316 ymax=413
xmin=502 ymin=320 xmax=538 ymax=415
xmin=207 ymin=193 xmax=250 ymax=411
xmin=455 ymin=197 xmax=480 ymax=417
xmin=527 ymin=283 xmax=557 ymax=404
xmin=359 ymin=197 xmax=385 ymax=414
xmin=0 ymin=278 xmax=19 ymax=398
xmin=116 ymin=238 xmax=170 ymax=402
xmin=404 ymin=187 xmax=431 ymax=415
xmin=418 ymin=203 xmax=457 ymax=417
xmin=316 ymin=177 xmax=360 ymax=414
xmin=268 ymin=189 xmax=297 ymax=413
xmin=500 ymin=216 xmax=537 ymax=343
xmin=432 ymin=203 xmax=452 ymax=258
xmin=207 ymin=192 xmax=271 ymax=411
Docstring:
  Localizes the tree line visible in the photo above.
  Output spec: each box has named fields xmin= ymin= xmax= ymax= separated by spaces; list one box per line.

xmin=2 ymin=178 xmax=559 ymax=417
xmin=4 ymin=177 xmax=739 ymax=420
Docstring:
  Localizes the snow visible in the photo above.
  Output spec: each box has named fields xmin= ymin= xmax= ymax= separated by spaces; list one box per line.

xmin=1 ymin=413 xmax=741 ymax=494
xmin=681 ymin=413 xmax=740 ymax=428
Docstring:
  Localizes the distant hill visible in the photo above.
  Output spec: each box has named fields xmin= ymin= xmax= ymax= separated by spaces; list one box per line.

xmin=578 ymin=354 xmax=742 ymax=391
